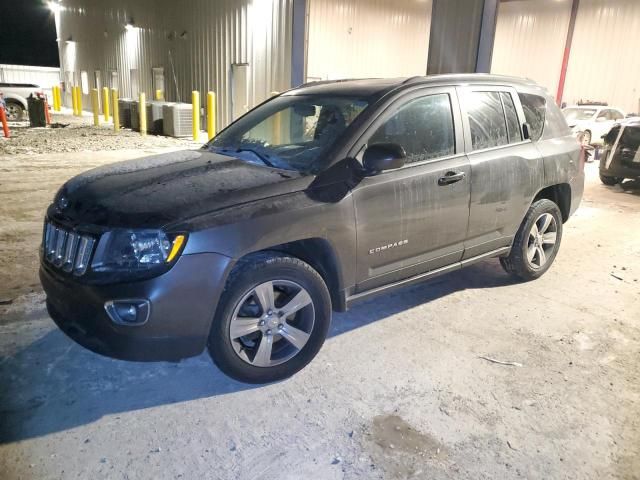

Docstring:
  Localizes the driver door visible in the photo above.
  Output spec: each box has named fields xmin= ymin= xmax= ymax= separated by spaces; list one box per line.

xmin=351 ymin=87 xmax=471 ymax=292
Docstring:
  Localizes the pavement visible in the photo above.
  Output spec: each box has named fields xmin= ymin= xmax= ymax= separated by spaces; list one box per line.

xmin=0 ymin=157 xmax=638 ymax=480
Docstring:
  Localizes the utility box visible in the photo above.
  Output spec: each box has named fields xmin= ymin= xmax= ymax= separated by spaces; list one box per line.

xmin=149 ymin=101 xmax=173 ymax=135
xmin=118 ymin=98 xmax=133 ymax=129
xmin=27 ymin=94 xmax=47 ymax=127
xmin=163 ymin=103 xmax=193 ymax=137
xmin=130 ymin=101 xmax=152 ymax=132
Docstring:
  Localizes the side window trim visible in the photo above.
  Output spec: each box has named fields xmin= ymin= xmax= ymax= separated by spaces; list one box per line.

xmin=457 ymin=85 xmax=531 ymax=153
xmin=348 ymin=86 xmax=466 ymax=169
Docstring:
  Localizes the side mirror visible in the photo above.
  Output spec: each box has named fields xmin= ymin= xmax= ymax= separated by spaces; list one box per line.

xmin=522 ymin=123 xmax=531 ymax=140
xmin=363 ymin=143 xmax=406 ymax=173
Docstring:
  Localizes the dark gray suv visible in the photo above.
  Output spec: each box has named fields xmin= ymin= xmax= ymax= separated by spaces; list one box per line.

xmin=41 ymin=74 xmax=584 ymax=383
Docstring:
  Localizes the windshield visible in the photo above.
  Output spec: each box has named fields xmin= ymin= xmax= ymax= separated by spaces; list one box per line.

xmin=563 ymin=108 xmax=596 ymax=122
xmin=205 ymin=95 xmax=369 ymax=173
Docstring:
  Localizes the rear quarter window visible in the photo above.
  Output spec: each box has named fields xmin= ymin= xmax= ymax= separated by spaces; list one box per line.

xmin=518 ymin=93 xmax=546 ymax=141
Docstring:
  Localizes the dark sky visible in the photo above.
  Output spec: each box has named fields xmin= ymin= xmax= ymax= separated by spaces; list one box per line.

xmin=0 ymin=0 xmax=59 ymax=67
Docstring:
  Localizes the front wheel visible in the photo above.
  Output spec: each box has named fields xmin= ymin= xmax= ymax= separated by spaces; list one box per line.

xmin=500 ymin=199 xmax=563 ymax=281
xmin=208 ymin=253 xmax=331 ymax=383
xmin=5 ymin=101 xmax=24 ymax=121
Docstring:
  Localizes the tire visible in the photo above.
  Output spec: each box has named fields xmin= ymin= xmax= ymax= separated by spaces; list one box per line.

xmin=500 ymin=199 xmax=563 ymax=281
xmin=5 ymin=101 xmax=24 ymax=122
xmin=208 ymin=252 xmax=331 ymax=383
xmin=599 ymin=172 xmax=621 ymax=185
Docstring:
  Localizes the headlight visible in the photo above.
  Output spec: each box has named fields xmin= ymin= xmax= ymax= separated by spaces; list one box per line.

xmin=91 ymin=229 xmax=186 ymax=274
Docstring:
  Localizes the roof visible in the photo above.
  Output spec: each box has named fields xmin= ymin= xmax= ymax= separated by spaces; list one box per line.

xmin=285 ymin=74 xmax=542 ymax=98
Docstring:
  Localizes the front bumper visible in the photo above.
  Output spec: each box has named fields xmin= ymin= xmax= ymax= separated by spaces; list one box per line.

xmin=41 ymin=252 xmax=233 ymax=362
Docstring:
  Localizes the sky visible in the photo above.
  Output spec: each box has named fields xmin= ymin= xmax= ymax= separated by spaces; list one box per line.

xmin=0 ymin=0 xmax=59 ymax=67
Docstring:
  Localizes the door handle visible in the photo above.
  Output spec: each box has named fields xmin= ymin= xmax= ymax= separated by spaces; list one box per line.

xmin=438 ymin=171 xmax=466 ymax=186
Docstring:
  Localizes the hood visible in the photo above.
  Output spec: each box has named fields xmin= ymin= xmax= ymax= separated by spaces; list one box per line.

xmin=50 ymin=150 xmax=311 ymax=229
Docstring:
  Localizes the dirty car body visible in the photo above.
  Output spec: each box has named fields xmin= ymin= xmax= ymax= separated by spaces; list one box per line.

xmin=599 ymin=119 xmax=640 ymax=184
xmin=41 ymin=75 xmax=584 ymax=382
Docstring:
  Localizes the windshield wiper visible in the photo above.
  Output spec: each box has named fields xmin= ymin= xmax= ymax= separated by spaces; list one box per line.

xmin=236 ymin=148 xmax=277 ymax=168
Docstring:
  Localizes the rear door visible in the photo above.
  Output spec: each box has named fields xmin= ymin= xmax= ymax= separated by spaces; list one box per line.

xmin=351 ymin=87 xmax=471 ymax=292
xmin=458 ymin=86 xmax=544 ymax=259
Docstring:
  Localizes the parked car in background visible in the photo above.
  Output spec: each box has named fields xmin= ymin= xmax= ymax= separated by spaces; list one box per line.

xmin=0 ymin=82 xmax=46 ymax=121
xmin=563 ymin=105 xmax=625 ymax=146
xmin=41 ymin=75 xmax=583 ymax=383
xmin=599 ymin=118 xmax=640 ymax=185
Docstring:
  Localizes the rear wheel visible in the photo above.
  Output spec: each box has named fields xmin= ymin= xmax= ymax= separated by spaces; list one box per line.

xmin=599 ymin=172 xmax=621 ymax=185
xmin=208 ymin=253 xmax=331 ymax=383
xmin=4 ymin=101 xmax=24 ymax=121
xmin=500 ymin=199 xmax=563 ymax=281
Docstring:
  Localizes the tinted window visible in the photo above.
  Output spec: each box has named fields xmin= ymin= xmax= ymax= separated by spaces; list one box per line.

xmin=467 ymin=91 xmax=509 ymax=150
xmin=501 ymin=92 xmax=522 ymax=143
xmin=369 ymin=94 xmax=455 ymax=163
xmin=519 ymin=93 xmax=546 ymax=141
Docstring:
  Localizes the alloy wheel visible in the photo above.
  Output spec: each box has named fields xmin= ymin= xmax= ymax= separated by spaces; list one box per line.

xmin=5 ymin=104 xmax=21 ymax=121
xmin=526 ymin=213 xmax=558 ymax=269
xmin=229 ymin=280 xmax=315 ymax=367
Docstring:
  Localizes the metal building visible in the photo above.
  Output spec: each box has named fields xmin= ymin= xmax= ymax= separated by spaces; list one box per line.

xmin=492 ymin=0 xmax=640 ymax=113
xmin=52 ymin=0 xmax=640 ymax=129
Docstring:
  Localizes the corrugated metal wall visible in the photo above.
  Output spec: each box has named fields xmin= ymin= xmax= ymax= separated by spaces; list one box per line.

xmin=491 ymin=0 xmax=571 ymax=96
xmin=492 ymin=0 xmax=640 ymax=113
xmin=306 ymin=0 xmax=432 ymax=81
xmin=57 ymin=0 xmax=293 ymax=128
xmin=563 ymin=0 xmax=640 ymax=114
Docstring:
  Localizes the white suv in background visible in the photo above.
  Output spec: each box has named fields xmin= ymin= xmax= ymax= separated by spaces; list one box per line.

xmin=562 ymin=105 xmax=625 ymax=146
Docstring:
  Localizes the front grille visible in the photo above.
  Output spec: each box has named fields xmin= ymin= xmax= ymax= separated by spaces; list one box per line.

xmin=43 ymin=221 xmax=96 ymax=276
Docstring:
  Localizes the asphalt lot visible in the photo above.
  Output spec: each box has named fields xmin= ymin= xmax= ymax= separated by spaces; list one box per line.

xmin=0 ymin=146 xmax=638 ymax=479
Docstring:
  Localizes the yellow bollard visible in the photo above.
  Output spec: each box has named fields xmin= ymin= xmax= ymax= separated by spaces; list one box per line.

xmin=139 ymin=92 xmax=147 ymax=136
xmin=112 ymin=88 xmax=120 ymax=132
xmin=91 ymin=89 xmax=100 ymax=126
xmin=206 ymin=91 xmax=216 ymax=140
xmin=71 ymin=86 xmax=77 ymax=115
xmin=52 ymin=86 xmax=59 ymax=111
xmin=76 ymin=87 xmax=83 ymax=116
xmin=192 ymin=90 xmax=200 ymax=141
xmin=55 ymin=86 xmax=61 ymax=111
xmin=155 ymin=89 xmax=164 ymax=101
xmin=102 ymin=87 xmax=110 ymax=121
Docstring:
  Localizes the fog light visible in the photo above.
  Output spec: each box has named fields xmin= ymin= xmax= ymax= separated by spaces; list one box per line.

xmin=104 ymin=299 xmax=150 ymax=326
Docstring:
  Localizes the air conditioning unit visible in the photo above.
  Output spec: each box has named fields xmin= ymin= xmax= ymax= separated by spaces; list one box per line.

xmin=130 ymin=101 xmax=153 ymax=132
xmin=149 ymin=101 xmax=174 ymax=135
xmin=118 ymin=98 xmax=133 ymax=129
xmin=163 ymin=102 xmax=193 ymax=137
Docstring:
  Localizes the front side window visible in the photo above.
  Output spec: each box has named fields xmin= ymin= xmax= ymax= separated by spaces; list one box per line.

xmin=368 ymin=94 xmax=455 ymax=164
xmin=520 ymin=93 xmax=547 ymax=141
xmin=467 ymin=91 xmax=509 ymax=150
xmin=207 ymin=95 xmax=369 ymax=173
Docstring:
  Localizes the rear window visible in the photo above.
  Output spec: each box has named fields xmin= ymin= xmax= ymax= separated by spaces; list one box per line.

xmin=518 ymin=93 xmax=546 ymax=141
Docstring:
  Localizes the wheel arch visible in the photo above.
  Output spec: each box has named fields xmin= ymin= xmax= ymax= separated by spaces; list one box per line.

xmin=533 ymin=183 xmax=571 ymax=222
xmin=3 ymin=94 xmax=28 ymax=109
xmin=233 ymin=237 xmax=346 ymax=312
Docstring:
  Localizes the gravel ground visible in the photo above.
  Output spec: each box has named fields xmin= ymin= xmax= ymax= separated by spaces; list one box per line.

xmin=0 ymin=112 xmax=200 ymax=156
xmin=0 ymin=149 xmax=639 ymax=479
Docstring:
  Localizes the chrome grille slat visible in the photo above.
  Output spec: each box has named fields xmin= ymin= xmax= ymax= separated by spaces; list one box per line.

xmin=62 ymin=233 xmax=79 ymax=272
xmin=53 ymin=230 xmax=68 ymax=266
xmin=43 ymin=221 xmax=96 ymax=276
